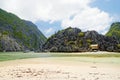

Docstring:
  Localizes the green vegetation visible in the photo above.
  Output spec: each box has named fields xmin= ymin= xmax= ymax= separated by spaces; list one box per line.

xmin=106 ymin=22 xmax=120 ymax=42
xmin=2 ymin=31 xmax=9 ymax=35
xmin=86 ymin=39 xmax=92 ymax=47
xmin=117 ymin=44 xmax=120 ymax=49
xmin=86 ymin=39 xmax=92 ymax=43
xmin=0 ymin=8 xmax=46 ymax=51
xmin=78 ymin=40 xmax=83 ymax=47
xmin=78 ymin=32 xmax=85 ymax=37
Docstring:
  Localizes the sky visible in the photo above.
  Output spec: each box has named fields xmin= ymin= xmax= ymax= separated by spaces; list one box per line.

xmin=0 ymin=0 xmax=120 ymax=37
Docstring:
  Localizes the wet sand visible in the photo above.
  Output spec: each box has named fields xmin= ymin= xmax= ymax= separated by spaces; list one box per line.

xmin=0 ymin=58 xmax=120 ymax=80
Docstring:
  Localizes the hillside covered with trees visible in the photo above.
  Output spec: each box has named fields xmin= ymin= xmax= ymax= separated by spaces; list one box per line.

xmin=0 ymin=9 xmax=46 ymax=52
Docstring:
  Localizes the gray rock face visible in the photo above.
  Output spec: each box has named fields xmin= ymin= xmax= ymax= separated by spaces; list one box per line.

xmin=0 ymin=35 xmax=23 ymax=51
xmin=84 ymin=31 xmax=119 ymax=51
xmin=43 ymin=27 xmax=119 ymax=52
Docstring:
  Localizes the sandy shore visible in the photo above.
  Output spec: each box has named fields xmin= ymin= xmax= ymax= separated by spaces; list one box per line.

xmin=0 ymin=58 xmax=120 ymax=80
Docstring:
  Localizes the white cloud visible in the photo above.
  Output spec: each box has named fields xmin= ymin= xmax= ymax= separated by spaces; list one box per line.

xmin=0 ymin=0 xmax=114 ymax=34
xmin=0 ymin=0 xmax=92 ymax=22
xmin=62 ymin=7 xmax=113 ymax=34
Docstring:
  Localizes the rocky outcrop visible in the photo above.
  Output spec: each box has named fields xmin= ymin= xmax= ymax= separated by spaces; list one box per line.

xmin=84 ymin=31 xmax=119 ymax=51
xmin=0 ymin=35 xmax=23 ymax=51
xmin=43 ymin=27 xmax=119 ymax=52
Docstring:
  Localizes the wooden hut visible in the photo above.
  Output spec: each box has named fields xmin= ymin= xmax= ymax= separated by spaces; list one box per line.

xmin=90 ymin=44 xmax=99 ymax=51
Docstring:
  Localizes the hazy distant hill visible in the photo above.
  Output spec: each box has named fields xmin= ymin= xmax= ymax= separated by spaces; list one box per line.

xmin=43 ymin=27 xmax=119 ymax=52
xmin=106 ymin=22 xmax=120 ymax=42
xmin=0 ymin=9 xmax=46 ymax=52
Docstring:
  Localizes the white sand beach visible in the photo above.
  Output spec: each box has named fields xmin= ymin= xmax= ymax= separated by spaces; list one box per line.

xmin=0 ymin=57 xmax=120 ymax=80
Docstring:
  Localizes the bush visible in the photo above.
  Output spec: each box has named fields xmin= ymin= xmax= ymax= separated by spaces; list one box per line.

xmin=78 ymin=32 xmax=85 ymax=37
xmin=78 ymin=40 xmax=83 ymax=47
xmin=86 ymin=39 xmax=92 ymax=43
xmin=2 ymin=31 xmax=9 ymax=35
xmin=117 ymin=44 xmax=120 ymax=49
xmin=14 ymin=31 xmax=23 ymax=38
